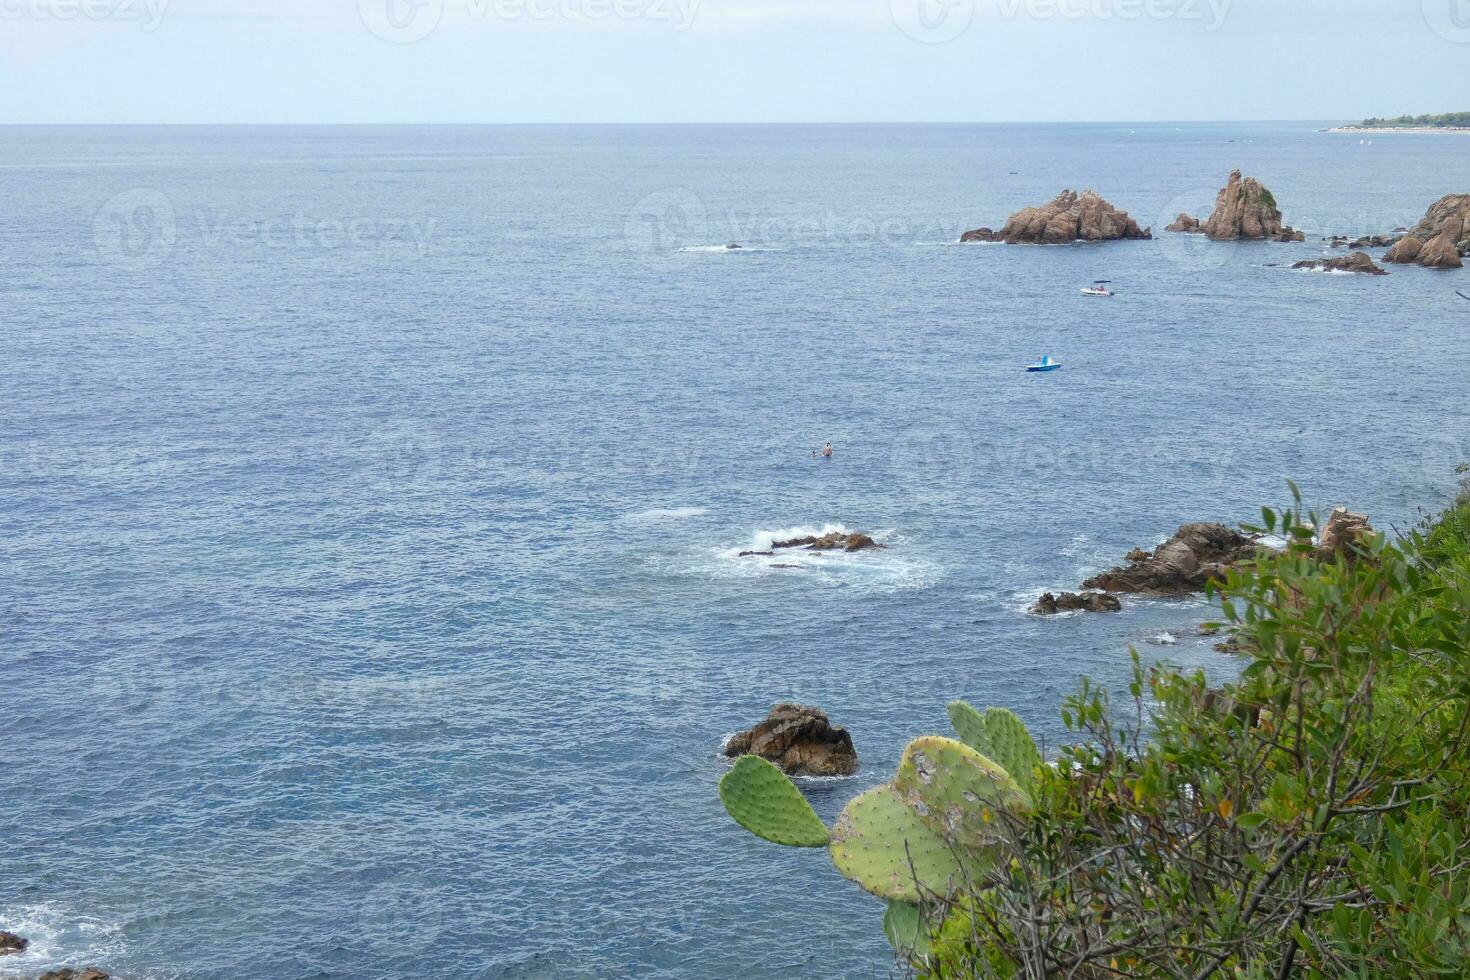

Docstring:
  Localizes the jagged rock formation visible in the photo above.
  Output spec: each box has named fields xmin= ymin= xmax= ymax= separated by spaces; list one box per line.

xmin=1385 ymin=193 xmax=1469 ymax=269
xmin=961 ymin=190 xmax=1151 ymax=244
xmin=769 ymin=531 xmax=882 ymax=552
xmin=0 ymin=931 xmax=27 ymax=955
xmin=1316 ymin=507 xmax=1376 ymax=559
xmin=1031 ymin=591 xmax=1122 ymax=615
xmin=1200 ymin=170 xmax=1303 ymax=241
xmin=1291 ymin=251 xmax=1388 ymax=275
xmin=39 ymin=971 xmax=110 ymax=980
xmin=1165 ymin=171 xmax=1303 ymax=241
xmin=724 ymin=703 xmax=859 ymax=777
xmin=1082 ymin=522 xmax=1270 ymax=596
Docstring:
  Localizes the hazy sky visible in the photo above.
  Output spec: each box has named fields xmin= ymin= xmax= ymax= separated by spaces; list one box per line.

xmin=1 ymin=0 xmax=1467 ymax=123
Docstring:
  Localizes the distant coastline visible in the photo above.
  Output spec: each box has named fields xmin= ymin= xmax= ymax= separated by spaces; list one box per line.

xmin=1326 ymin=125 xmax=1470 ymax=135
xmin=1328 ymin=111 xmax=1470 ymax=135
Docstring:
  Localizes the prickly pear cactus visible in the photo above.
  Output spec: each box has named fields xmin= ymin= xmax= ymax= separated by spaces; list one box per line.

xmin=828 ymin=784 xmax=965 ymax=902
xmin=893 ymin=736 xmax=1026 ymax=850
xmin=947 ymin=700 xmax=991 ymax=757
xmin=980 ymin=707 xmax=1042 ymax=798
xmin=883 ymin=900 xmax=932 ymax=959
xmin=719 ymin=755 xmax=830 ymax=847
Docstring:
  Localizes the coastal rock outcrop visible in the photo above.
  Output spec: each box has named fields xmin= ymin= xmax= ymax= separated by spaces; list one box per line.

xmin=1384 ymin=194 xmax=1470 ymax=268
xmin=1419 ymin=233 xmax=1464 ymax=269
xmin=1387 ymin=233 xmax=1464 ymax=268
xmin=771 ymin=531 xmax=882 ymax=552
xmin=1031 ymin=591 xmax=1122 ymax=615
xmin=962 ymin=189 xmax=1151 ymax=245
xmin=1384 ymin=236 xmax=1422 ymax=263
xmin=1405 ymin=193 xmax=1470 ymax=249
xmin=1186 ymin=170 xmax=1302 ymax=242
xmin=1082 ymin=522 xmax=1269 ymax=596
xmin=39 ymin=970 xmax=111 ymax=980
xmin=0 ymin=931 xmax=27 ymax=955
xmin=1166 ymin=213 xmax=1203 ymax=233
xmin=1316 ymin=507 xmax=1376 ymax=559
xmin=1291 ymin=251 xmax=1387 ymax=275
xmin=724 ymin=703 xmax=858 ymax=777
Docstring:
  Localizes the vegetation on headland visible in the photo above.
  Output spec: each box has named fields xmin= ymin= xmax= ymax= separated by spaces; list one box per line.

xmin=721 ymin=479 xmax=1470 ymax=977
xmin=1354 ymin=111 xmax=1470 ymax=129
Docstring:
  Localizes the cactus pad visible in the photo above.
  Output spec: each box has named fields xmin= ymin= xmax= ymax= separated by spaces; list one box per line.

xmin=829 ymin=784 xmax=964 ymax=902
xmin=719 ymin=755 xmax=830 ymax=848
xmin=893 ymin=736 xmax=1026 ymax=851
xmin=883 ymin=900 xmax=932 ymax=959
xmin=981 ymin=707 xmax=1042 ymax=799
xmin=947 ymin=700 xmax=991 ymax=757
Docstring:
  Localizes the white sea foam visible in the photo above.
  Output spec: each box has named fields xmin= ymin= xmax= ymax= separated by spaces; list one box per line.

xmin=677 ymin=244 xmax=780 ymax=253
xmin=0 ymin=903 xmax=133 ymax=977
xmin=658 ymin=523 xmax=938 ymax=591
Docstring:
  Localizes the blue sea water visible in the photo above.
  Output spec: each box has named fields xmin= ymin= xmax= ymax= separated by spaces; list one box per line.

xmin=2 ymin=122 xmax=1469 ymax=979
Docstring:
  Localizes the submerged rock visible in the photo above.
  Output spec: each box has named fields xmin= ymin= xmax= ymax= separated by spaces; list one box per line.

xmin=771 ymin=531 xmax=882 ymax=552
xmin=39 ymin=971 xmax=111 ymax=980
xmin=1291 ymin=251 xmax=1387 ymax=275
xmin=0 ymin=931 xmax=27 ymax=955
xmin=1031 ymin=591 xmax=1122 ymax=615
xmin=964 ymin=189 xmax=1151 ymax=245
xmin=1082 ymin=522 xmax=1269 ymax=596
xmin=724 ymin=703 xmax=858 ymax=777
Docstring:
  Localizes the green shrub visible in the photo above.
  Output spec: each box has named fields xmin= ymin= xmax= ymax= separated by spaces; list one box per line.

xmin=922 ymin=492 xmax=1470 ymax=977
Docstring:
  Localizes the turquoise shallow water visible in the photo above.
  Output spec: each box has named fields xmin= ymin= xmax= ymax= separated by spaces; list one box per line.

xmin=2 ymin=123 xmax=1468 ymax=978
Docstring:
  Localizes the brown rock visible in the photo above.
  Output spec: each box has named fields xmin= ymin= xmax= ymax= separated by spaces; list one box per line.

xmin=1031 ymin=591 xmax=1122 ymax=615
xmin=1405 ymin=192 xmax=1470 ymax=244
xmin=1419 ymin=233 xmax=1464 ymax=269
xmin=1082 ymin=522 xmax=1270 ymax=595
xmin=985 ymin=189 xmax=1151 ymax=244
xmin=771 ymin=531 xmax=882 ymax=552
xmin=1201 ymin=170 xmax=1298 ymax=241
xmin=39 ymin=971 xmax=111 ymax=980
xmin=1291 ymin=251 xmax=1387 ymax=275
xmin=0 ymin=931 xmax=27 ymax=955
xmin=1316 ymin=507 xmax=1375 ymax=559
xmin=959 ymin=227 xmax=995 ymax=243
xmin=1166 ymin=213 xmax=1203 ymax=233
xmin=1383 ymin=235 xmax=1423 ymax=264
xmin=724 ymin=703 xmax=858 ymax=777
